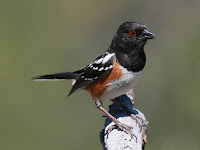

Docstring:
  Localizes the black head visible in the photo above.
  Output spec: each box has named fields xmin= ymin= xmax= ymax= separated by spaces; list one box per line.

xmin=111 ymin=22 xmax=155 ymax=50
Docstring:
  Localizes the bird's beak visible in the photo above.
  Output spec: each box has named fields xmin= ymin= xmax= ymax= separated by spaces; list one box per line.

xmin=142 ymin=29 xmax=155 ymax=40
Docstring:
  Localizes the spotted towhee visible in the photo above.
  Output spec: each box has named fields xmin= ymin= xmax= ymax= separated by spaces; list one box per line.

xmin=33 ymin=22 xmax=155 ymax=134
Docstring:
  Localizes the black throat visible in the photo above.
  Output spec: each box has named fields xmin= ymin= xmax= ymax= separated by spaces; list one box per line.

xmin=109 ymin=46 xmax=146 ymax=72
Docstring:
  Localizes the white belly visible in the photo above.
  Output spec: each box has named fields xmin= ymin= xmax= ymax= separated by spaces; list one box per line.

xmin=99 ymin=66 xmax=143 ymax=101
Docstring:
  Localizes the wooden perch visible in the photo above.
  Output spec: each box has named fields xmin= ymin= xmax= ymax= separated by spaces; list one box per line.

xmin=100 ymin=95 xmax=148 ymax=150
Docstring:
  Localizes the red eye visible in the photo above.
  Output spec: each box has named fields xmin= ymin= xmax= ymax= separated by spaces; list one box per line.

xmin=130 ymin=32 xmax=136 ymax=37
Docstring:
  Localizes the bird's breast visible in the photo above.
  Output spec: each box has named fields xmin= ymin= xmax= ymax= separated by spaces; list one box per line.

xmin=86 ymin=60 xmax=143 ymax=102
xmin=99 ymin=66 xmax=142 ymax=101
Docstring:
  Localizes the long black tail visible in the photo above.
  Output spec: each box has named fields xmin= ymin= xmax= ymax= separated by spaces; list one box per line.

xmin=32 ymin=72 xmax=79 ymax=81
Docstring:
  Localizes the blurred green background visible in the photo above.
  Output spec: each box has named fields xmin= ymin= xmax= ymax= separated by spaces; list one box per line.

xmin=1 ymin=0 xmax=200 ymax=149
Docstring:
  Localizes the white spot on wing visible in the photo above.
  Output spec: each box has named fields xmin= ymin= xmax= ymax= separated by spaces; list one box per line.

xmin=93 ymin=67 xmax=98 ymax=70
xmin=108 ymin=65 xmax=113 ymax=69
xmin=84 ymin=78 xmax=93 ymax=80
xmin=102 ymin=53 xmax=115 ymax=64
xmin=98 ymin=67 xmax=104 ymax=71
xmin=104 ymin=67 xmax=109 ymax=71
xmin=95 ymin=58 xmax=103 ymax=64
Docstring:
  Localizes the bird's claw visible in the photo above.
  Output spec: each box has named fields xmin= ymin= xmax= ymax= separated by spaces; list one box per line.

xmin=106 ymin=120 xmax=137 ymax=141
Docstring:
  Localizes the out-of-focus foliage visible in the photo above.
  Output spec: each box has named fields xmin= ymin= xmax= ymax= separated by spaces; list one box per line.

xmin=1 ymin=0 xmax=200 ymax=149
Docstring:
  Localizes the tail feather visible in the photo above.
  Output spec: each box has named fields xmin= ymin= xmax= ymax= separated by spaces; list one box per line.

xmin=32 ymin=72 xmax=78 ymax=81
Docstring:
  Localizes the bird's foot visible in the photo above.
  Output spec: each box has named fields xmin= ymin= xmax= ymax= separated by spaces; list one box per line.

xmin=113 ymin=120 xmax=137 ymax=141
xmin=130 ymin=114 xmax=143 ymax=129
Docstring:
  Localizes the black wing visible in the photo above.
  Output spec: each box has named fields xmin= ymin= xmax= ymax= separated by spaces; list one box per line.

xmin=68 ymin=52 xmax=115 ymax=96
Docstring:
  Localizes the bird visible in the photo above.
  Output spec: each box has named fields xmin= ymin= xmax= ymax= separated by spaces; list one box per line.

xmin=33 ymin=21 xmax=155 ymax=135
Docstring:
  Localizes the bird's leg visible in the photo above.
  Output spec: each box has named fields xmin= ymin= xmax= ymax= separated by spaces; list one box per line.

xmin=95 ymin=100 xmax=135 ymax=139
xmin=95 ymin=100 xmax=119 ymax=123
